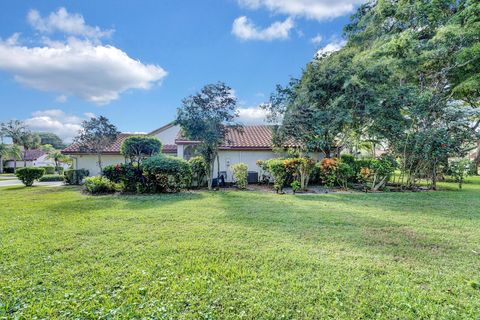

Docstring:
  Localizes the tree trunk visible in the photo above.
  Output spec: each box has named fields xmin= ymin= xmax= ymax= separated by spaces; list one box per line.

xmin=23 ymin=150 xmax=27 ymax=167
xmin=431 ymin=161 xmax=437 ymax=191
xmin=216 ymin=153 xmax=220 ymax=188
xmin=14 ymin=159 xmax=17 ymax=173
xmin=0 ymin=156 xmax=3 ymax=174
xmin=474 ymin=142 xmax=480 ymax=175
xmin=97 ymin=153 xmax=103 ymax=173
xmin=207 ymin=160 xmax=214 ymax=190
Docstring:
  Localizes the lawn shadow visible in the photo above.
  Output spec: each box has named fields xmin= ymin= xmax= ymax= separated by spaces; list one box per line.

xmin=213 ymin=191 xmax=467 ymax=266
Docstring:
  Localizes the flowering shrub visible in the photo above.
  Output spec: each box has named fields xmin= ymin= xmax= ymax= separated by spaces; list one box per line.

xmin=103 ymin=163 xmax=143 ymax=192
xmin=319 ymin=157 xmax=339 ymax=187
xmin=231 ymin=163 xmax=248 ymax=189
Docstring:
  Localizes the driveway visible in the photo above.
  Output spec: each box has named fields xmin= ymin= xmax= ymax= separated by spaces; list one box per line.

xmin=0 ymin=179 xmax=64 ymax=187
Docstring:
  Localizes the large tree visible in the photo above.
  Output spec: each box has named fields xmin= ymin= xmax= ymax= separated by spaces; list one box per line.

xmin=267 ymin=0 xmax=480 ymax=188
xmin=74 ymin=116 xmax=119 ymax=172
xmin=176 ymin=82 xmax=239 ymax=190
xmin=37 ymin=132 xmax=66 ymax=149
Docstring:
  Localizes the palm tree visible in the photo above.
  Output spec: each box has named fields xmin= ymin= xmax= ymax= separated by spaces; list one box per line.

xmin=19 ymin=133 xmax=41 ymax=167
xmin=47 ymin=150 xmax=68 ymax=173
xmin=8 ymin=144 xmax=22 ymax=173
xmin=0 ymin=143 xmax=8 ymax=174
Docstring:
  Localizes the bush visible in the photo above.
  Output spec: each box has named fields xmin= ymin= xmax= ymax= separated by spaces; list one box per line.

xmin=266 ymin=159 xmax=287 ymax=193
xmin=3 ymin=167 xmax=14 ymax=174
xmin=84 ymin=176 xmax=117 ymax=194
xmin=369 ymin=155 xmax=397 ymax=191
xmin=449 ymin=159 xmax=471 ymax=189
xmin=231 ymin=163 xmax=248 ymax=189
xmin=55 ymin=166 xmax=64 ymax=174
xmin=121 ymin=136 xmax=162 ymax=165
xmin=142 ymin=155 xmax=192 ymax=193
xmin=103 ymin=163 xmax=143 ymax=192
xmin=189 ymin=156 xmax=208 ymax=188
xmin=291 ymin=180 xmax=301 ymax=194
xmin=319 ymin=158 xmax=339 ymax=187
xmin=337 ymin=162 xmax=354 ymax=189
xmin=256 ymin=160 xmax=271 ymax=184
xmin=39 ymin=174 xmax=64 ymax=182
xmin=15 ymin=167 xmax=45 ymax=186
xmin=64 ymin=169 xmax=89 ymax=185
xmin=40 ymin=166 xmax=55 ymax=174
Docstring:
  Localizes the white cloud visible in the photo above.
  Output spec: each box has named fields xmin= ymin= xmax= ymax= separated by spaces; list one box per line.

xmin=24 ymin=109 xmax=93 ymax=142
xmin=310 ymin=34 xmax=323 ymax=45
xmin=316 ymin=39 xmax=347 ymax=57
xmin=237 ymin=0 xmax=365 ymax=20
xmin=55 ymin=94 xmax=68 ymax=103
xmin=28 ymin=7 xmax=113 ymax=41
xmin=0 ymin=37 xmax=167 ymax=105
xmin=0 ymin=8 xmax=167 ymax=105
xmin=237 ymin=107 xmax=269 ymax=124
xmin=232 ymin=16 xmax=294 ymax=41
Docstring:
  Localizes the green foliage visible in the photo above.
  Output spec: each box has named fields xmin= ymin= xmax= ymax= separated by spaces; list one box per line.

xmin=369 ymin=155 xmax=398 ymax=191
xmin=15 ymin=167 xmax=45 ymax=186
xmin=84 ymin=176 xmax=117 ymax=194
xmin=290 ymin=180 xmax=301 ymax=194
xmin=176 ymin=82 xmax=239 ymax=189
xmin=337 ymin=162 xmax=355 ymax=189
xmin=39 ymin=174 xmax=64 ymax=182
xmin=266 ymin=0 xmax=480 ymax=189
xmin=449 ymin=159 xmax=472 ymax=189
xmin=142 ymin=155 xmax=192 ymax=193
xmin=266 ymin=159 xmax=287 ymax=193
xmin=231 ymin=163 xmax=248 ymax=190
xmin=120 ymin=136 xmax=162 ymax=165
xmin=188 ymin=156 xmax=208 ymax=188
xmin=64 ymin=169 xmax=89 ymax=185
xmin=256 ymin=160 xmax=271 ymax=184
xmin=37 ymin=132 xmax=66 ymax=149
xmin=40 ymin=166 xmax=55 ymax=175
xmin=103 ymin=164 xmax=143 ymax=193
xmin=74 ymin=116 xmax=119 ymax=171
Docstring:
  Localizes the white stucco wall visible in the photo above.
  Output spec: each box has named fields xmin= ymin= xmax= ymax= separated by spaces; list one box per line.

xmin=212 ymin=150 xmax=323 ymax=182
xmin=153 ymin=125 xmax=180 ymax=145
xmin=4 ymin=155 xmax=56 ymax=168
xmin=72 ymin=154 xmax=126 ymax=176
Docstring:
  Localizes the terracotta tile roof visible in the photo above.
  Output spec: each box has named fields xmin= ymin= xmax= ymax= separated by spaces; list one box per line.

xmin=62 ymin=134 xmax=177 ymax=155
xmin=162 ymin=144 xmax=177 ymax=153
xmin=177 ymin=125 xmax=300 ymax=150
xmin=7 ymin=149 xmax=46 ymax=161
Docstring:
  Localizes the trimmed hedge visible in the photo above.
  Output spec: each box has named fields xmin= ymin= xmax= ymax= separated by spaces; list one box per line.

xmin=84 ymin=176 xmax=117 ymax=194
xmin=64 ymin=169 xmax=89 ymax=185
xmin=39 ymin=174 xmax=64 ymax=182
xmin=40 ymin=166 xmax=55 ymax=174
xmin=3 ymin=167 xmax=14 ymax=174
xmin=231 ymin=163 xmax=248 ymax=189
xmin=103 ymin=163 xmax=143 ymax=192
xmin=142 ymin=155 xmax=192 ymax=193
xmin=15 ymin=167 xmax=45 ymax=186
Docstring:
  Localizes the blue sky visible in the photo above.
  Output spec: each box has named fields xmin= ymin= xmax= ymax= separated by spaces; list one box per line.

xmin=0 ymin=0 xmax=360 ymax=141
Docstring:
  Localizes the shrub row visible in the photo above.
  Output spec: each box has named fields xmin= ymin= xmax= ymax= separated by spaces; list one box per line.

xmin=98 ymin=155 xmax=192 ymax=194
xmin=64 ymin=169 xmax=89 ymax=185
xmin=39 ymin=174 xmax=64 ymax=182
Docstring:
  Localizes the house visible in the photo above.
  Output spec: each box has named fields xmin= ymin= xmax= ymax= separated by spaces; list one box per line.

xmin=62 ymin=123 xmax=323 ymax=181
xmin=4 ymin=149 xmax=56 ymax=169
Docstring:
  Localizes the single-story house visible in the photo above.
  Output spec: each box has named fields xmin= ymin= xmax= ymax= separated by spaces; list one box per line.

xmin=4 ymin=149 xmax=56 ymax=168
xmin=62 ymin=123 xmax=323 ymax=181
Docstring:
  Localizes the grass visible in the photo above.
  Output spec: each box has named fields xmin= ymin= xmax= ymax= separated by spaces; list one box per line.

xmin=1 ymin=178 xmax=480 ymax=319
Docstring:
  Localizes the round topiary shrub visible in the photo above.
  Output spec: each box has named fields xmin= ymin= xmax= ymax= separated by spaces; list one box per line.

xmin=15 ymin=167 xmax=45 ymax=186
xmin=142 ymin=155 xmax=192 ymax=193
xmin=231 ymin=162 xmax=248 ymax=189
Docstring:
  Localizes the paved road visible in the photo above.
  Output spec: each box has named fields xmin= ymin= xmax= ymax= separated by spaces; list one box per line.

xmin=0 ymin=179 xmax=64 ymax=187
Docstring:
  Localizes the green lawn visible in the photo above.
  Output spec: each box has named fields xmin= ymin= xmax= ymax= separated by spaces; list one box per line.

xmin=1 ymin=179 xmax=480 ymax=319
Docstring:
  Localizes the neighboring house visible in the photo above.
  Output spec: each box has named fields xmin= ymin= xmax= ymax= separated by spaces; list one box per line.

xmin=4 ymin=149 xmax=55 ymax=168
xmin=62 ymin=123 xmax=324 ymax=180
